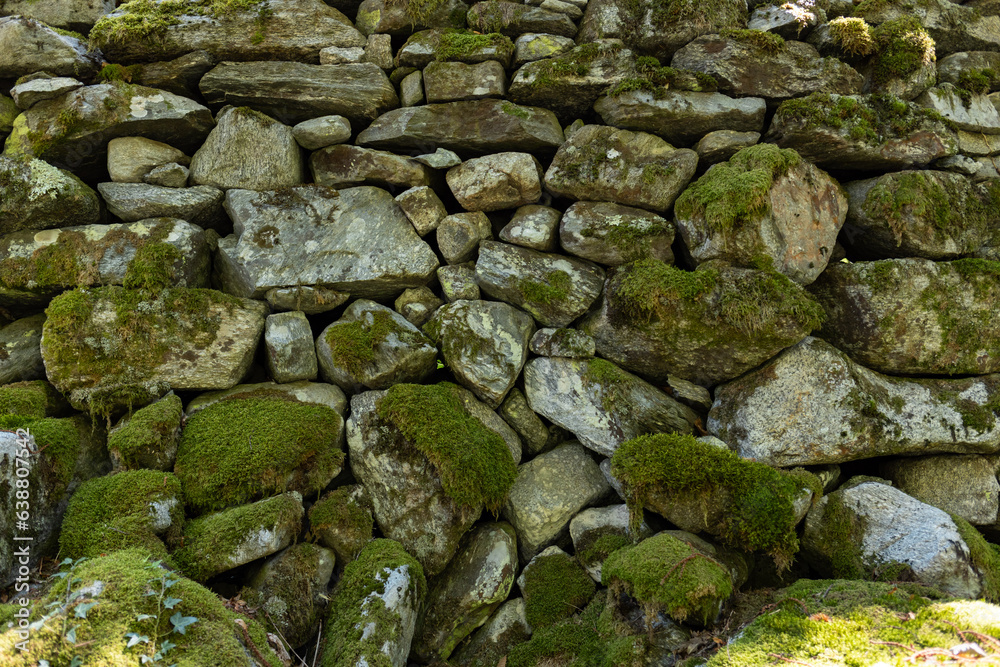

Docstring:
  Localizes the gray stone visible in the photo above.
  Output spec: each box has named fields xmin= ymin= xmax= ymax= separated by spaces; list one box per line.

xmin=708 ymin=336 xmax=1000 ymax=467
xmin=357 ymin=99 xmax=564 ymax=156
xmin=748 ymin=1 xmax=822 ymax=38
xmin=200 ymin=61 xmax=398 ymax=127
xmin=934 ymin=154 xmax=983 ymax=176
xmin=694 ymin=130 xmax=761 ymax=166
xmin=936 ymin=52 xmax=1000 ymax=90
xmin=186 ymin=381 xmax=347 ymax=417
xmin=218 ymin=186 xmax=439 ymax=300
xmin=396 ymin=185 xmax=447 ymax=236
xmin=266 ymin=286 xmax=350 ymax=314
xmin=438 ymin=264 xmax=481 ymax=302
xmin=92 ymin=0 xmax=365 ymax=64
xmin=424 ymin=60 xmax=508 ymax=103
xmin=447 ymin=152 xmax=543 ymax=212
xmin=107 ymin=137 xmax=190 ymax=184
xmin=395 ymin=28 xmax=516 ymax=69
xmin=561 ymin=201 xmax=675 ymax=266
xmin=0 ymin=0 xmax=114 ymax=31
xmin=355 ymin=0 xmax=470 ymax=36
xmin=467 ymin=1 xmax=578 ymax=38
xmin=879 ymin=455 xmax=999 ymax=525
xmin=449 ymin=598 xmax=531 ymax=667
xmin=958 ymin=130 xmax=1000 ymax=156
xmin=570 ymin=504 xmax=650 ymax=582
xmin=131 ymin=50 xmax=217 ymax=100
xmin=412 ymin=522 xmax=518 ymax=661
xmin=524 ymin=356 xmax=696 ymax=458
xmin=97 ymin=183 xmax=225 ymax=231
xmin=317 ymin=300 xmax=437 ymax=394
xmin=475 ymin=241 xmax=605 ymax=327
xmin=425 ymin=300 xmax=535 ymax=407
xmin=0 ymin=16 xmax=101 ymax=79
xmin=853 ymin=0 xmax=1000 ymax=56
xmin=10 ymin=77 xmax=82 ymax=110
xmin=530 ymin=328 xmax=595 ymax=358
xmin=310 ymin=144 xmax=434 ymax=190
xmin=414 ymin=147 xmax=462 ymax=169
xmin=803 ymin=482 xmax=983 ymax=597
xmin=0 ymin=154 xmax=99 ymax=235
xmin=498 ymin=388 xmax=553 ymax=457
xmin=400 ymin=70 xmax=425 ymax=107
xmin=143 ymin=163 xmax=189 ymax=188
xmin=363 ymin=33 xmax=394 ymax=70
xmin=503 ymin=443 xmax=611 ymax=561
xmin=0 ymin=315 xmax=45 ymax=384
xmin=544 ymin=124 xmax=698 ymax=212
xmin=915 ymin=84 xmax=1000 ymax=134
xmin=265 ymin=311 xmax=318 ymax=384
xmin=320 ymin=45 xmax=366 ymax=64
xmin=594 ymin=90 xmax=767 ymax=147
xmin=292 ymin=115 xmax=352 ymax=150
xmin=513 ymin=32 xmax=576 ymax=67
xmin=395 ymin=287 xmax=443 ymax=328
xmin=499 ymin=204 xmax=561 ymax=251
xmin=189 ymin=106 xmax=303 ymax=191
xmin=438 ymin=212 xmax=493 ymax=264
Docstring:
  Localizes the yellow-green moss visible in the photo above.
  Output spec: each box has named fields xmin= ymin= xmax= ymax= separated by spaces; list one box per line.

xmin=870 ymin=16 xmax=935 ymax=84
xmin=436 ymin=29 xmax=513 ymax=60
xmin=611 ymin=433 xmax=803 ymax=568
xmin=377 ymin=382 xmax=517 ymax=513
xmin=0 ymin=380 xmax=68 ymax=419
xmin=96 ymin=63 xmax=143 ymax=83
xmin=90 ymin=0 xmax=266 ymax=47
xmin=324 ymin=310 xmax=424 ymax=378
xmin=719 ymin=28 xmax=785 ymax=54
xmin=107 ymin=393 xmax=182 ymax=470
xmin=308 ymin=486 xmax=375 ymax=561
xmin=577 ymin=529 xmax=633 ymax=568
xmin=122 ymin=242 xmax=184 ymax=291
xmin=517 ymin=270 xmax=572 ymax=306
xmin=828 ymin=16 xmax=875 ymax=56
xmin=173 ymin=396 xmax=344 ymax=514
xmin=0 ymin=414 xmax=86 ymax=501
xmin=523 ymin=552 xmax=598 ymax=629
xmin=951 ymin=515 xmax=1000 ymax=602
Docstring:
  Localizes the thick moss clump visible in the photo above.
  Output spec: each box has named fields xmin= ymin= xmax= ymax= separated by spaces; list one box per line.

xmin=718 ymin=28 xmax=785 ymax=54
xmin=0 ymin=380 xmax=69 ymax=419
xmin=308 ymin=486 xmax=375 ymax=562
xmin=377 ymin=383 xmax=517 ymax=513
xmin=0 ymin=414 xmax=89 ymax=501
xmin=951 ymin=515 xmax=1000 ymax=602
xmin=577 ymin=529 xmax=633 ymax=570
xmin=0 ymin=548 xmax=282 ymax=666
xmin=90 ymin=0 xmax=267 ymax=47
xmin=870 ymin=17 xmax=935 ymax=84
xmin=523 ymin=552 xmax=598 ymax=629
xmin=107 ymin=393 xmax=182 ymax=470
xmin=606 ymin=55 xmax=718 ymax=97
xmin=322 ymin=539 xmax=427 ymax=667
xmin=674 ymin=144 xmax=801 ymax=234
xmin=174 ymin=396 xmax=344 ymax=513
xmin=828 ymin=17 xmax=875 ymax=56
xmin=324 ymin=310 xmax=425 ymax=377
xmin=436 ymin=28 xmax=512 ymax=60
xmin=59 ymin=470 xmax=184 ymax=559
xmin=611 ymin=433 xmax=804 ymax=567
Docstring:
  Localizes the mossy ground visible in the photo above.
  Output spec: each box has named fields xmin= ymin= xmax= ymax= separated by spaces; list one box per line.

xmin=377 ymin=383 xmax=517 ymax=513
xmin=324 ymin=309 xmax=425 ymax=379
xmin=523 ymin=551 xmax=598 ymax=629
xmin=308 ymin=486 xmax=375 ymax=561
xmin=611 ymin=433 xmax=804 ymax=568
xmin=107 ymin=393 xmax=182 ymax=470
xmin=322 ymin=539 xmax=427 ymax=667
xmin=173 ymin=395 xmax=344 ymax=513
xmin=58 ymin=469 xmax=184 ymax=560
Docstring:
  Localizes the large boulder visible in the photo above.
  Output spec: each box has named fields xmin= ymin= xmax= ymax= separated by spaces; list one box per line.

xmin=809 ymin=258 xmax=1000 ymax=375
xmin=708 ymin=336 xmax=1000 ymax=466
xmin=580 ymin=260 xmax=823 ymax=386
xmin=41 ymin=287 xmax=267 ymax=416
xmin=0 ymin=155 xmax=99 ymax=235
xmin=879 ymin=455 xmax=1000 ymax=526
xmin=90 ymin=0 xmax=366 ymax=63
xmin=446 ymin=152 xmax=543 ymax=212
xmin=0 ymin=16 xmax=101 ymax=79
xmin=217 ymin=185 xmax=439 ymax=300
xmin=673 ymin=143 xmax=847 ymax=284
xmin=0 ymin=0 xmax=115 ymax=31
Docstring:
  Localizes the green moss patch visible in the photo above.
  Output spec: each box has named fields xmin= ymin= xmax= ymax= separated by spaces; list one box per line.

xmin=719 ymin=28 xmax=785 ymax=54
xmin=517 ymin=270 xmax=571 ymax=306
xmin=951 ymin=515 xmax=1000 ymax=602
xmin=107 ymin=393 xmax=182 ymax=471
xmin=174 ymin=396 xmax=344 ymax=514
xmin=606 ymin=56 xmax=718 ymax=98
xmin=436 ymin=29 xmax=513 ymax=61
xmin=870 ymin=17 xmax=935 ymax=84
xmin=0 ymin=414 xmax=87 ymax=501
xmin=59 ymin=469 xmax=184 ymax=559
xmin=0 ymin=380 xmax=69 ymax=419
xmin=523 ymin=552 xmax=597 ymax=629
xmin=828 ymin=16 xmax=875 ymax=56
xmin=322 ymin=539 xmax=427 ymax=667
xmin=90 ymin=0 xmax=267 ymax=47
xmin=377 ymin=383 xmax=517 ymax=513
xmin=577 ymin=529 xmax=633 ymax=569
xmin=611 ymin=433 xmax=804 ymax=568
xmin=324 ymin=310 xmax=425 ymax=378
xmin=308 ymin=486 xmax=375 ymax=562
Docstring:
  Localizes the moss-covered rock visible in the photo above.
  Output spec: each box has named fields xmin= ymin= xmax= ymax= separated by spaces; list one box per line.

xmin=41 ymin=286 xmax=268 ymax=418
xmin=355 ymin=0 xmax=468 ymax=36
xmin=520 ymin=547 xmax=597 ymax=630
xmin=0 ymin=548 xmax=284 ymax=666
xmin=450 ymin=597 xmax=531 ymax=667
xmin=0 ymin=154 xmax=99 ymax=236
xmin=559 ymin=201 xmax=676 ymax=267
xmin=107 ymin=392 xmax=182 ymax=471
xmin=59 ymin=469 xmax=184 ymax=559
xmin=466 ymin=1 xmax=577 ymax=38
xmin=570 ymin=504 xmax=652 ymax=583
xmin=172 ymin=492 xmax=304 ymax=582
xmin=308 ymin=484 xmax=374 ymax=565
xmin=0 ymin=380 xmax=71 ymax=419
xmin=0 ymin=316 xmax=47 ymax=385
xmin=396 ymin=28 xmax=515 ymax=68
xmin=853 ymin=0 xmax=1000 ymax=56
xmin=880 ymin=454 xmax=1000 ymax=525
xmin=174 ymin=393 xmax=344 ymax=514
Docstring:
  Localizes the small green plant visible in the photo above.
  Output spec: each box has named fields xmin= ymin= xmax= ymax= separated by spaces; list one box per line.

xmin=123 ymin=560 xmax=199 ymax=664
xmin=29 ymin=557 xmax=95 ymax=666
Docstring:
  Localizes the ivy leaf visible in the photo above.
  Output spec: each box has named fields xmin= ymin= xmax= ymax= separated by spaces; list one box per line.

xmin=163 ymin=577 xmax=180 ymax=589
xmin=169 ymin=612 xmax=198 ymax=635
xmin=161 ymin=639 xmax=177 ymax=653
xmin=70 ymin=658 xmax=84 ymax=667
xmin=74 ymin=601 xmax=98 ymax=619
xmin=136 ymin=613 xmax=155 ymax=621
xmin=125 ymin=632 xmax=150 ymax=648
xmin=65 ymin=626 xmax=78 ymax=644
xmin=163 ymin=596 xmax=182 ymax=609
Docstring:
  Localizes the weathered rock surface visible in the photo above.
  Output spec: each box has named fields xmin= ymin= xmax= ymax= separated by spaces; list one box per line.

xmin=524 ymin=357 xmax=696 ymax=457
xmin=570 ymin=504 xmax=650 ymax=582
xmin=809 ymin=258 xmax=1000 ymax=375
xmin=396 ymin=185 xmax=448 ymax=237
xmin=880 ymin=455 xmax=1000 ymax=525
xmin=217 ymin=186 xmax=439 ymax=300
xmin=355 ymin=0 xmax=469 ymax=36
xmin=513 ymin=32 xmax=576 ymax=67
xmin=292 ymin=115 xmax=352 ymax=150
xmin=936 ymin=52 xmax=1000 ymax=89
xmin=438 ymin=212 xmax=493 ymax=264
xmin=0 ymin=0 xmax=115 ymax=31
xmin=560 ymin=201 xmax=675 ymax=267
xmin=530 ymin=327 xmax=596 ymax=358
xmin=107 ymin=136 xmax=189 ymax=183
xmin=130 ymin=50 xmax=217 ymax=100
xmin=916 ymin=84 xmax=1000 ymax=134
xmin=709 ymin=337 xmax=1000 ymax=467
xmin=424 ymin=60 xmax=508 ymax=103
xmin=449 ymin=598 xmax=531 ymax=667
xmin=500 ymin=204 xmax=561 ymax=251
xmin=466 ymin=1 xmax=578 ymax=38
xmin=185 ymin=380 xmax=347 ymax=417
xmin=264 ymin=311 xmax=318 ymax=383
xmin=97 ymin=183 xmax=226 ymax=231
xmin=395 ymin=29 xmax=516 ymax=69
xmin=0 ymin=16 xmax=101 ymax=79
xmin=310 ymin=144 xmax=434 ymax=190
xmin=854 ymin=0 xmax=1000 ymax=56
xmin=10 ymin=77 xmax=83 ymax=111
xmin=0 ymin=155 xmax=99 ymax=234
xmin=446 ymin=152 xmax=543 ymax=212
xmin=0 ymin=315 xmax=46 ymax=384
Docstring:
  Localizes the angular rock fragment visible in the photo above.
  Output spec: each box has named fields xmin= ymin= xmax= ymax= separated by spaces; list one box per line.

xmin=561 ymin=201 xmax=675 ymax=266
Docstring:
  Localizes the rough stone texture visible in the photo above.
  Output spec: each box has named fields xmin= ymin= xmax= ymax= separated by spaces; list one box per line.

xmin=4 ymin=84 xmax=213 ymax=175
xmin=544 ymin=124 xmax=698 ymax=212
xmin=475 ymin=241 xmax=606 ymax=327
xmin=803 ymin=482 xmax=983 ymax=598
xmin=264 ymin=311 xmax=318 ymax=383
xmin=0 ymin=0 xmax=114 ymax=31
xmin=199 ymin=62 xmax=398 ymax=127
xmin=854 ymin=0 xmax=1000 ymax=56
xmin=425 ymin=300 xmax=535 ymax=408
xmin=524 ymin=356 xmax=696 ymax=457
xmin=355 ymin=0 xmax=469 ymax=36
xmin=266 ymin=286 xmax=350 ymax=314
xmin=766 ymin=93 xmax=959 ymax=171
xmin=513 ymin=32 xmax=576 ymax=68
xmin=449 ymin=598 xmax=531 ymax=667
xmin=41 ymin=287 xmax=268 ymax=414
xmin=840 ymin=171 xmax=998 ymax=260
xmin=0 ymin=16 xmax=101 ymax=79
xmin=694 ymin=130 xmax=761 ymax=166
xmin=675 ymin=151 xmax=847 ymax=284
xmin=530 ymin=327 xmax=596 ymax=358
xmin=321 ymin=45 xmax=366 ymax=64
xmin=218 ymin=186 xmax=439 ymax=300
xmin=502 ymin=443 xmax=611 ymax=561
xmin=594 ymin=90 xmax=767 ymax=147
xmin=437 ymin=265 xmax=478 ymax=303
xmin=570 ymin=504 xmax=652 ymax=582
xmin=0 ymin=218 xmax=211 ymax=310
xmin=438 ymin=212 xmax=493 ymax=264
xmin=0 ymin=155 xmax=100 ymax=235
xmin=467 ymin=1 xmax=578 ymax=38
xmin=316 ymin=300 xmax=437 ymax=394
xmin=292 ymin=115 xmax=352 ymax=150
xmin=446 ymin=152 xmax=543 ymax=212
xmin=107 ymin=137 xmax=189 ymax=183
xmin=916 ymin=85 xmax=1000 ymax=134
xmin=396 ymin=29 xmax=515 ymax=69
xmin=92 ymin=0 xmax=366 ymax=64
xmin=189 ymin=106 xmax=303 ymax=191
xmin=498 ymin=388 xmax=553 ymax=457
xmin=97 ymin=183 xmax=226 ymax=231
xmin=310 ymin=144 xmax=434 ymax=190
xmin=396 ymin=287 xmax=443 ymax=328
xmin=186 ymin=381 xmax=347 ymax=417
xmin=809 ymin=259 xmax=1000 ymax=375
xmin=143 ymin=163 xmax=189 ymax=188
xmin=356 ymin=99 xmax=564 ymax=156
xmin=879 ymin=455 xmax=1000 ymax=525
xmin=560 ymin=201 xmax=675 ymax=266
xmin=0 ymin=315 xmax=46 ymax=384
xmin=396 ymin=186 xmax=448 ymax=236
xmin=363 ymin=33 xmax=394 ymax=70
xmin=708 ymin=337 xmax=1000 ymax=467
xmin=424 ymin=60 xmax=508 ymax=103
xmin=132 ymin=50 xmax=216 ymax=100
xmin=936 ymin=52 xmax=1000 ymax=89
xmin=309 ymin=484 xmax=373 ymax=563
xmin=412 ymin=522 xmax=518 ymax=661
xmin=10 ymin=77 xmax=83 ymax=110
xmin=500 ymin=204 xmax=561 ymax=251
xmin=672 ymin=35 xmax=863 ymax=103
xmin=748 ymin=1 xmax=822 ymax=37
xmin=401 ymin=70 xmax=425 ymax=107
